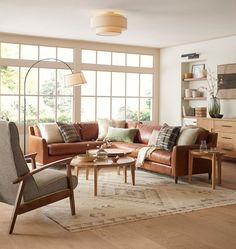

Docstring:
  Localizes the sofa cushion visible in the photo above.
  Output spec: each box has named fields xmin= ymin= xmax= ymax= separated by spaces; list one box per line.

xmin=48 ymin=141 xmax=104 ymax=156
xmin=105 ymin=127 xmax=138 ymax=143
xmin=57 ymin=122 xmax=82 ymax=143
xmin=38 ymin=123 xmax=64 ymax=143
xmin=148 ymin=130 xmax=160 ymax=146
xmin=98 ymin=119 xmax=126 ymax=139
xmin=77 ymin=122 xmax=98 ymax=141
xmin=147 ymin=150 xmax=172 ymax=165
xmin=136 ymin=123 xmax=161 ymax=144
xmin=156 ymin=125 xmax=181 ymax=151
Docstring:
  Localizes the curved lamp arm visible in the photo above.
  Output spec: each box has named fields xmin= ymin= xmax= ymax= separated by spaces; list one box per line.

xmin=23 ymin=58 xmax=84 ymax=154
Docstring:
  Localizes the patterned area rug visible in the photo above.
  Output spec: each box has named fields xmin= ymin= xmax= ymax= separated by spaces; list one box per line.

xmin=42 ymin=169 xmax=236 ymax=232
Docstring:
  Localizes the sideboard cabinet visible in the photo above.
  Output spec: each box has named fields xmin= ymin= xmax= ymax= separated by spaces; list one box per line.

xmin=197 ymin=118 xmax=236 ymax=159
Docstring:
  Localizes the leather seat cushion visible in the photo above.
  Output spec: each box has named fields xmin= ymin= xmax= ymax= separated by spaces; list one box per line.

xmin=48 ymin=141 xmax=104 ymax=156
xmin=147 ymin=150 xmax=172 ymax=165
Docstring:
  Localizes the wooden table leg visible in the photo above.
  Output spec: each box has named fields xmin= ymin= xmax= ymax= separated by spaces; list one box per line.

xmin=131 ymin=163 xmax=135 ymax=185
xmin=86 ymin=167 xmax=89 ymax=180
xmin=123 ymin=166 xmax=127 ymax=183
xmin=117 ymin=166 xmax=120 ymax=175
xmin=94 ymin=166 xmax=98 ymax=196
xmin=188 ymin=152 xmax=193 ymax=183
xmin=217 ymin=154 xmax=222 ymax=186
xmin=212 ymin=154 xmax=216 ymax=189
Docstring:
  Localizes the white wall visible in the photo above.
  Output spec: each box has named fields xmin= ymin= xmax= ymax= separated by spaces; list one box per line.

xmin=159 ymin=35 xmax=236 ymax=125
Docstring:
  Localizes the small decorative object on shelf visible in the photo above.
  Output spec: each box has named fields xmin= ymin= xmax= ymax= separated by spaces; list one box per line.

xmin=96 ymin=145 xmax=108 ymax=161
xmin=208 ymin=96 xmax=221 ymax=118
xmin=192 ymin=64 xmax=205 ymax=78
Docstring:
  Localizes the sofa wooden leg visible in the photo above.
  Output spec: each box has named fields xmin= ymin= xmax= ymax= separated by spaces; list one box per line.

xmin=175 ymin=176 xmax=178 ymax=184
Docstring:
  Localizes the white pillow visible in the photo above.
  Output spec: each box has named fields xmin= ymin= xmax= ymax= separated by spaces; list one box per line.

xmin=98 ymin=119 xmax=126 ymax=139
xmin=148 ymin=130 xmax=160 ymax=146
xmin=177 ymin=127 xmax=200 ymax=145
xmin=38 ymin=123 xmax=64 ymax=143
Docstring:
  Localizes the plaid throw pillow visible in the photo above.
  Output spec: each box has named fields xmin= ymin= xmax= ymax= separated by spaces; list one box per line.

xmin=57 ymin=122 xmax=81 ymax=143
xmin=156 ymin=125 xmax=181 ymax=151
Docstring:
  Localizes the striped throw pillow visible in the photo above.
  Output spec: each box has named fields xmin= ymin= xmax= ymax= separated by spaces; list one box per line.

xmin=57 ymin=122 xmax=81 ymax=143
xmin=156 ymin=125 xmax=181 ymax=151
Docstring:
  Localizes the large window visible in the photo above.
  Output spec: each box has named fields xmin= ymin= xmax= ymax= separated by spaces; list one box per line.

xmin=81 ymin=49 xmax=154 ymax=121
xmin=0 ymin=42 xmax=74 ymax=123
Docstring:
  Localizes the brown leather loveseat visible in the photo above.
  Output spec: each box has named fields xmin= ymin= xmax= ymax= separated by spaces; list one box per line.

xmin=28 ymin=121 xmax=217 ymax=183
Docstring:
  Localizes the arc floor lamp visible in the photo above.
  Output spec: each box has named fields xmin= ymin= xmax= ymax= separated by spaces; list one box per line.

xmin=23 ymin=58 xmax=86 ymax=154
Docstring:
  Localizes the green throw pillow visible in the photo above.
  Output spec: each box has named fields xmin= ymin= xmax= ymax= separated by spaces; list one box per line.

xmin=105 ymin=127 xmax=138 ymax=143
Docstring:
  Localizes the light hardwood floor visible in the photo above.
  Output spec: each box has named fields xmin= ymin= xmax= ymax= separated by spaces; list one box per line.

xmin=0 ymin=161 xmax=236 ymax=249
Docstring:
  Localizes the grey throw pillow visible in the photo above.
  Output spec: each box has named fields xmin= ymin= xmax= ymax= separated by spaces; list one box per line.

xmin=57 ymin=122 xmax=82 ymax=143
xmin=156 ymin=125 xmax=181 ymax=151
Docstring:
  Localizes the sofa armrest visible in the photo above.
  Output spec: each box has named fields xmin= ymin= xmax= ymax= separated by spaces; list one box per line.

xmin=171 ymin=144 xmax=200 ymax=177
xmin=28 ymin=134 xmax=48 ymax=164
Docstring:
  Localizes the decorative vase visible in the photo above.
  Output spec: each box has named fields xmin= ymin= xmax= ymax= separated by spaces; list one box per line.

xmin=208 ymin=96 xmax=220 ymax=118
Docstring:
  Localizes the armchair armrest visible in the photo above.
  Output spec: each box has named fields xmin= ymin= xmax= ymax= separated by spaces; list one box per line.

xmin=13 ymin=157 xmax=73 ymax=184
xmin=24 ymin=152 xmax=37 ymax=169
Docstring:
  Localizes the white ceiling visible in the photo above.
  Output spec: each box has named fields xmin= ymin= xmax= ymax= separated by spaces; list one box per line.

xmin=0 ymin=0 xmax=236 ymax=48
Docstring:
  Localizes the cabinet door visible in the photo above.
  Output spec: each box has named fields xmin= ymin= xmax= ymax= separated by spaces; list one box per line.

xmin=214 ymin=120 xmax=236 ymax=133
xmin=217 ymin=132 xmax=235 ymax=152
xmin=197 ymin=118 xmax=213 ymax=131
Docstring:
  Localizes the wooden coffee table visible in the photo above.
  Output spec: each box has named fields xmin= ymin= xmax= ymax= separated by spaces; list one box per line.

xmin=188 ymin=149 xmax=224 ymax=189
xmin=71 ymin=156 xmax=136 ymax=196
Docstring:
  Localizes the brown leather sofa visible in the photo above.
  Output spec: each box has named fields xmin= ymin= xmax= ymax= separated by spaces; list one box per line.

xmin=28 ymin=121 xmax=217 ymax=183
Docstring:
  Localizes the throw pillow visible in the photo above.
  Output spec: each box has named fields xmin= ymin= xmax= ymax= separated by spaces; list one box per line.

xmin=105 ymin=127 xmax=138 ymax=143
xmin=148 ymin=130 xmax=160 ymax=146
xmin=38 ymin=123 xmax=64 ymax=143
xmin=156 ymin=125 xmax=181 ymax=151
xmin=98 ymin=119 xmax=126 ymax=139
xmin=57 ymin=122 xmax=82 ymax=143
xmin=177 ymin=127 xmax=201 ymax=145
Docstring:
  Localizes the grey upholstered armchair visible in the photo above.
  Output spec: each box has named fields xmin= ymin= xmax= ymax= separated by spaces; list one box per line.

xmin=0 ymin=120 xmax=78 ymax=234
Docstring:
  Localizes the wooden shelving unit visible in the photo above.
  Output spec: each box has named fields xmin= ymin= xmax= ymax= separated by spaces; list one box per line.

xmin=183 ymin=77 xmax=207 ymax=82
xmin=183 ymin=97 xmax=207 ymax=100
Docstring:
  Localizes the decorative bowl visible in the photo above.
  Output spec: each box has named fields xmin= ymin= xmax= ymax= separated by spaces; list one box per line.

xmin=76 ymin=154 xmax=96 ymax=162
xmin=214 ymin=114 xmax=223 ymax=119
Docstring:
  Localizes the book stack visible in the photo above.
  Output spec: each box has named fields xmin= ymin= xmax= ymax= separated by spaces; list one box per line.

xmin=195 ymin=107 xmax=207 ymax=117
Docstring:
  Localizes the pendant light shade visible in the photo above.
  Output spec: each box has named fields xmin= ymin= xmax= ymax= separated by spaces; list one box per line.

xmin=91 ymin=11 xmax=127 ymax=36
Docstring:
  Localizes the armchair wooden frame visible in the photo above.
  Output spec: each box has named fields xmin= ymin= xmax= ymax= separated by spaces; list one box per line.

xmin=9 ymin=157 xmax=75 ymax=234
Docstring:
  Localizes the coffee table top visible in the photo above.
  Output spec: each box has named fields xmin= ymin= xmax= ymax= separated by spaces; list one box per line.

xmin=71 ymin=156 xmax=135 ymax=167
xmin=88 ymin=148 xmax=133 ymax=157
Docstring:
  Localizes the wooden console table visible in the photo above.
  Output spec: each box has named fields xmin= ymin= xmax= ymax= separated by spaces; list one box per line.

xmin=188 ymin=149 xmax=224 ymax=189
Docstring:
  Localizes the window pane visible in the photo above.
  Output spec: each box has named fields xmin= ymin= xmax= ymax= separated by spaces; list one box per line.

xmin=140 ymin=74 xmax=153 ymax=97
xmin=112 ymin=72 xmax=125 ymax=96
xmin=20 ymin=96 xmax=38 ymax=124
xmin=140 ymin=55 xmax=153 ymax=68
xmin=81 ymin=70 xmax=96 ymax=96
xmin=81 ymin=97 xmax=95 ymax=121
xmin=57 ymin=69 xmax=72 ymax=95
xmin=126 ymin=73 xmax=139 ymax=97
xmin=0 ymin=96 xmax=19 ymax=122
xmin=21 ymin=67 xmax=38 ymax=95
xmin=39 ymin=96 xmax=55 ymax=122
xmin=112 ymin=98 xmax=125 ymax=119
xmin=39 ymin=46 xmax=56 ymax=60
xmin=126 ymin=98 xmax=139 ymax=121
xmin=97 ymin=71 xmax=111 ymax=96
xmin=39 ymin=68 xmax=56 ymax=95
xmin=97 ymin=97 xmax=110 ymax=119
xmin=21 ymin=44 xmax=38 ymax=60
xmin=1 ymin=43 xmax=19 ymax=59
xmin=127 ymin=53 xmax=139 ymax=67
xmin=57 ymin=97 xmax=72 ymax=122
xmin=112 ymin=52 xmax=125 ymax=66
xmin=0 ymin=66 xmax=19 ymax=94
xmin=97 ymin=51 xmax=111 ymax=65
xmin=140 ymin=98 xmax=152 ymax=121
xmin=81 ymin=49 xmax=96 ymax=64
xmin=57 ymin=47 xmax=73 ymax=62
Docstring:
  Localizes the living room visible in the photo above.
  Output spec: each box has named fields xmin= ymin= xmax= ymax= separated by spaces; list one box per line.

xmin=0 ymin=1 xmax=236 ymax=248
